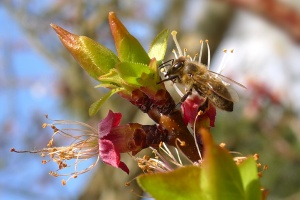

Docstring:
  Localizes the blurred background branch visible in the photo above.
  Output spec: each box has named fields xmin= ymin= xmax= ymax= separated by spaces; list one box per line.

xmin=221 ymin=0 xmax=300 ymax=42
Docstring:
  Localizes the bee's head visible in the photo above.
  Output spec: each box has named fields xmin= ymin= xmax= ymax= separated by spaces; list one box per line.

xmin=166 ymin=56 xmax=186 ymax=76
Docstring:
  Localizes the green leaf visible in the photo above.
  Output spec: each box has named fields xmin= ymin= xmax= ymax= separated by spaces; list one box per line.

xmin=148 ymin=29 xmax=169 ymax=64
xmin=98 ymin=68 xmax=123 ymax=87
xmin=95 ymin=83 xmax=119 ymax=90
xmin=137 ymin=166 xmax=203 ymax=200
xmin=51 ymin=24 xmax=119 ymax=80
xmin=89 ymin=88 xmax=124 ymax=116
xmin=116 ymin=62 xmax=151 ymax=87
xmin=79 ymin=36 xmax=120 ymax=77
xmin=108 ymin=12 xmax=150 ymax=64
xmin=200 ymin=129 xmax=245 ymax=200
xmin=137 ymin=129 xmax=264 ymax=200
xmin=238 ymin=157 xmax=262 ymax=200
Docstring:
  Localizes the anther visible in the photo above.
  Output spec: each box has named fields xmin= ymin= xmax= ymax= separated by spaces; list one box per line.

xmin=183 ymin=48 xmax=188 ymax=57
xmin=171 ymin=31 xmax=183 ymax=57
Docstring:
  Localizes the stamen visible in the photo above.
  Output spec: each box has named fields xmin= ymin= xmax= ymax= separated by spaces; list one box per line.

xmin=174 ymin=138 xmax=194 ymax=165
xmin=183 ymin=48 xmax=187 ymax=57
xmin=176 ymin=138 xmax=186 ymax=146
xmin=218 ymin=48 xmax=235 ymax=74
xmin=218 ymin=49 xmax=228 ymax=74
xmin=198 ymin=40 xmax=204 ymax=64
xmin=13 ymin=117 xmax=101 ymax=185
xmin=193 ymin=110 xmax=203 ymax=161
xmin=160 ymin=143 xmax=182 ymax=167
xmin=205 ymin=40 xmax=211 ymax=70
xmin=193 ymin=53 xmax=198 ymax=62
xmin=174 ymin=148 xmax=183 ymax=165
xmin=171 ymin=31 xmax=183 ymax=57
xmin=150 ymin=147 xmax=173 ymax=171
xmin=172 ymin=49 xmax=178 ymax=59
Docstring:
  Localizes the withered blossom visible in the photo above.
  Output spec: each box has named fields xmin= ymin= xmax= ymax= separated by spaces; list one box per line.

xmin=12 ymin=116 xmax=100 ymax=185
xmin=11 ymin=110 xmax=155 ymax=184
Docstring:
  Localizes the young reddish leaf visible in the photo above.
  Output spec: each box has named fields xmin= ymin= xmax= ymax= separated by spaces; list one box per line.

xmin=148 ymin=29 xmax=169 ymax=63
xmin=51 ymin=24 xmax=119 ymax=80
xmin=108 ymin=12 xmax=150 ymax=64
xmin=200 ymin=128 xmax=245 ymax=200
xmin=137 ymin=166 xmax=203 ymax=200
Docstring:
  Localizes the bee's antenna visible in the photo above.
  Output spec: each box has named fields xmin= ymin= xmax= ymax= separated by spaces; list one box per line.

xmin=171 ymin=31 xmax=183 ymax=57
xmin=198 ymin=40 xmax=204 ymax=64
xmin=159 ymin=59 xmax=174 ymax=69
xmin=205 ymin=40 xmax=211 ymax=70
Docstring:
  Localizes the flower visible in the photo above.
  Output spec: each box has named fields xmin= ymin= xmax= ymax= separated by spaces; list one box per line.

xmin=181 ymin=93 xmax=216 ymax=127
xmin=98 ymin=110 xmax=148 ymax=174
xmin=11 ymin=110 xmax=152 ymax=184
xmin=12 ymin=116 xmax=101 ymax=185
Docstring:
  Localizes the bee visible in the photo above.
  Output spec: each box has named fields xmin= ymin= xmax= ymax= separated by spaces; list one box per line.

xmin=157 ymin=56 xmax=243 ymax=112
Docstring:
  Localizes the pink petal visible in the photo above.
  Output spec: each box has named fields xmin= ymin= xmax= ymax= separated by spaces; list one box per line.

xmin=99 ymin=110 xmax=122 ymax=138
xmin=181 ymin=95 xmax=216 ymax=127
xmin=181 ymin=96 xmax=203 ymax=125
xmin=99 ymin=139 xmax=129 ymax=174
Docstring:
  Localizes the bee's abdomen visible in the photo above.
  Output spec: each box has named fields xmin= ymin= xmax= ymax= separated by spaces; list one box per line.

xmin=208 ymin=93 xmax=233 ymax=112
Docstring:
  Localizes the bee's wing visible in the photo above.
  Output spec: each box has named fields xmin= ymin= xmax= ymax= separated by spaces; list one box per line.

xmin=208 ymin=70 xmax=246 ymax=89
xmin=223 ymin=84 xmax=239 ymax=102
xmin=193 ymin=74 xmax=239 ymax=102
xmin=207 ymin=81 xmax=240 ymax=102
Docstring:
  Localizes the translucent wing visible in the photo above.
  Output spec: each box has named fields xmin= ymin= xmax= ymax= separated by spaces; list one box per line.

xmin=208 ymin=81 xmax=239 ymax=102
xmin=208 ymin=70 xmax=246 ymax=89
xmin=193 ymin=74 xmax=239 ymax=102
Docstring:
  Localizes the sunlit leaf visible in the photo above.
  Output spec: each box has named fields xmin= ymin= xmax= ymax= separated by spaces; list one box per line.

xmin=51 ymin=24 xmax=119 ymax=80
xmin=238 ymin=157 xmax=262 ymax=200
xmin=148 ymin=29 xmax=169 ymax=64
xmin=137 ymin=166 xmax=203 ymax=200
xmin=200 ymin=128 xmax=245 ymax=200
xmin=108 ymin=12 xmax=150 ymax=64
xmin=116 ymin=62 xmax=151 ymax=87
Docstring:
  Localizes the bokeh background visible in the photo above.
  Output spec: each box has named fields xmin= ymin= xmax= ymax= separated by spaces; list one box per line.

xmin=1 ymin=0 xmax=300 ymax=199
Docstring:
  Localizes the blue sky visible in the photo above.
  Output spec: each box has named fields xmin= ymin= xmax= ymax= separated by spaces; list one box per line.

xmin=0 ymin=1 xmax=169 ymax=199
xmin=0 ymin=6 xmax=96 ymax=200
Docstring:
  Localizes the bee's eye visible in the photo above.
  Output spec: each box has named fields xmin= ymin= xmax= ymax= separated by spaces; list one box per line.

xmin=173 ymin=62 xmax=184 ymax=71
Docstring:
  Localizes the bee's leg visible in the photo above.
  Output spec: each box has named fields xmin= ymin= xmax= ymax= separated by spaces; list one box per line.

xmin=194 ymin=87 xmax=209 ymax=112
xmin=175 ymin=88 xmax=193 ymax=108
xmin=198 ymin=98 xmax=209 ymax=112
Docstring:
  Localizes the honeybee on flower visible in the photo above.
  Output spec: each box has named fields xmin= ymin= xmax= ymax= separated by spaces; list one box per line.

xmin=158 ymin=31 xmax=246 ymax=112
